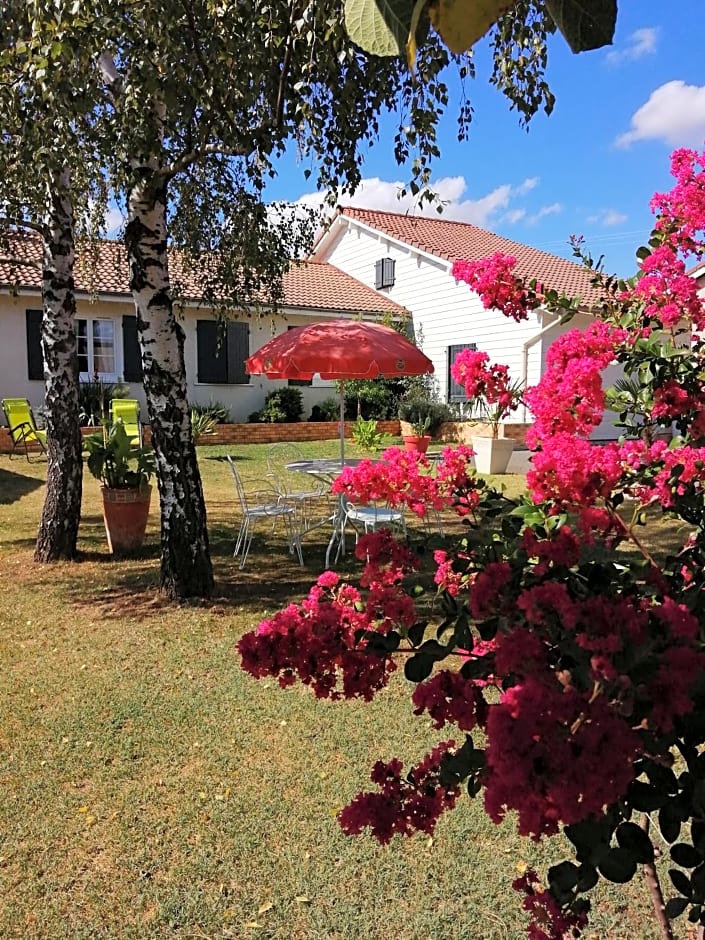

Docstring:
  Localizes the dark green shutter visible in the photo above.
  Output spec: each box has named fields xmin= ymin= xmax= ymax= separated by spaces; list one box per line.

xmin=122 ymin=315 xmax=143 ymax=382
xmin=448 ymin=343 xmax=477 ymax=402
xmin=226 ymin=322 xmax=250 ymax=384
xmin=197 ymin=320 xmax=228 ymax=383
xmin=26 ymin=309 xmax=43 ymax=380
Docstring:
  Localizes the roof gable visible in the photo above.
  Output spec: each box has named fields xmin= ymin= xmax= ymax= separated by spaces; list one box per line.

xmin=322 ymin=206 xmax=605 ymax=306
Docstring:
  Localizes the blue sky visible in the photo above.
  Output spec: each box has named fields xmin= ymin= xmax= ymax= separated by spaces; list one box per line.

xmin=264 ymin=2 xmax=705 ymax=278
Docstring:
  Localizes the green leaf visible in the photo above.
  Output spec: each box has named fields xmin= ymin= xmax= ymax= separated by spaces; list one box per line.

xmin=544 ymin=0 xmax=617 ymax=52
xmin=548 ymin=860 xmax=580 ymax=892
xmin=670 ymin=868 xmax=693 ymax=898
xmin=659 ymin=804 xmax=682 ymax=844
xmin=665 ymin=897 xmax=689 ymax=919
xmin=344 ymin=0 xmax=414 ymax=57
xmin=671 ymin=844 xmax=702 ymax=870
xmin=404 ymin=653 xmax=433 ymax=682
xmin=598 ymin=847 xmax=637 ymax=884
xmin=616 ymin=822 xmax=655 ymax=864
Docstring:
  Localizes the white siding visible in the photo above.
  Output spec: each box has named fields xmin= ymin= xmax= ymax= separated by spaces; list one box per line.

xmin=323 ymin=220 xmax=547 ymax=416
xmin=0 ymin=293 xmax=343 ymax=423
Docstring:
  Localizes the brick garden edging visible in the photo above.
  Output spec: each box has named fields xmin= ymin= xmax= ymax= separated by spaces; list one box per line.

xmin=0 ymin=420 xmax=403 ymax=454
xmin=0 ymin=419 xmax=532 ymax=454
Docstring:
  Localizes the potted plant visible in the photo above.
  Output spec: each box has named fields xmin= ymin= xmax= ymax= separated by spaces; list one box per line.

xmin=398 ymin=395 xmax=451 ymax=454
xmin=450 ymin=349 xmax=523 ymax=474
xmin=85 ymin=420 xmax=157 ymax=555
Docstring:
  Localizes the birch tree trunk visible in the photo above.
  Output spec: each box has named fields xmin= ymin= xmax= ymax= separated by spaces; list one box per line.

xmin=125 ymin=173 xmax=214 ymax=599
xmin=34 ymin=172 xmax=83 ymax=562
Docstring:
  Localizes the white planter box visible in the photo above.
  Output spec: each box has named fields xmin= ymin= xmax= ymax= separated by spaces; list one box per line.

xmin=471 ymin=436 xmax=515 ymax=475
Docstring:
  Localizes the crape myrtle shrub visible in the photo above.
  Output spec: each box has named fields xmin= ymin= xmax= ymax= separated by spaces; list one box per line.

xmin=238 ymin=146 xmax=705 ymax=940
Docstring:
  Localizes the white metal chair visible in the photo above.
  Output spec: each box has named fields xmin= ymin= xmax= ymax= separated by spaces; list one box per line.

xmin=226 ymin=456 xmax=303 ymax=569
xmin=266 ymin=442 xmax=329 ymax=533
xmin=341 ymin=500 xmax=407 ymax=549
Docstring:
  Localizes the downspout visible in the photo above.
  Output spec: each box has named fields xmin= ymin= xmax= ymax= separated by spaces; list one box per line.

xmin=520 ymin=311 xmax=560 ymax=423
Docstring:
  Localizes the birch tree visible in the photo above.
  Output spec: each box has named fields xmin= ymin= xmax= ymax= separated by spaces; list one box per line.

xmin=6 ymin=0 xmax=576 ymax=596
xmin=0 ymin=11 xmax=103 ymax=562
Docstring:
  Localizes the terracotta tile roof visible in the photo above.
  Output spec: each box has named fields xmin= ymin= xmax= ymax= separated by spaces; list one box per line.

xmin=332 ymin=206 xmax=605 ymax=307
xmin=0 ymin=235 xmax=407 ymax=316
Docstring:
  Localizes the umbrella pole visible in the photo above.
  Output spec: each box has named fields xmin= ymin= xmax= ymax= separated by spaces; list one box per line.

xmin=339 ymin=387 xmax=345 ymax=465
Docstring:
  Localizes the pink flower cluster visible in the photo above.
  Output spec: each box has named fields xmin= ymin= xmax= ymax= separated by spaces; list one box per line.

xmin=332 ymin=445 xmax=480 ymax=519
xmin=450 ymin=348 xmax=521 ymax=420
xmin=452 ymin=253 xmax=543 ymax=322
xmin=484 ymin=678 xmax=640 ymax=839
xmin=338 ymin=742 xmax=459 ymax=844
xmin=238 ymin=567 xmax=404 ymax=701
xmin=513 ymin=868 xmax=588 ymax=940
xmin=237 ymin=145 xmax=705 ymax=940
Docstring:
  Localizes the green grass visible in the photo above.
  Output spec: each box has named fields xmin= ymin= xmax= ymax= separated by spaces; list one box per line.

xmin=0 ymin=445 xmax=692 ymax=939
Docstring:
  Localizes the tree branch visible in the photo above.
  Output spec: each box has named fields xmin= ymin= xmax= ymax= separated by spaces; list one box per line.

xmin=0 ymin=254 xmax=42 ymax=272
xmin=160 ymin=140 xmax=256 ymax=180
xmin=0 ymin=215 xmax=45 ymax=235
xmin=640 ymin=815 xmax=676 ymax=940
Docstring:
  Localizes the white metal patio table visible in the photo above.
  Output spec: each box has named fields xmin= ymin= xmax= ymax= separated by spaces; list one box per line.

xmin=286 ymin=458 xmax=365 ymax=568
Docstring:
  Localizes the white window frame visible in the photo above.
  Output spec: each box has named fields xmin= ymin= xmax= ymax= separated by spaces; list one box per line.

xmin=76 ymin=317 xmax=119 ymax=382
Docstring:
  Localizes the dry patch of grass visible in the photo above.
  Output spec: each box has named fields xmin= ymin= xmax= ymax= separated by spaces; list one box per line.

xmin=0 ymin=447 xmax=691 ymax=939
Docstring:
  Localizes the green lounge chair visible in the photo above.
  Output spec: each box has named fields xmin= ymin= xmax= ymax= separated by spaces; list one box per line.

xmin=109 ymin=398 xmax=142 ymax=447
xmin=2 ymin=397 xmax=47 ymax=461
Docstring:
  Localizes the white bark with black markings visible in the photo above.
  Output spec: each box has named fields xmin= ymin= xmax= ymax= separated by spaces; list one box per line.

xmin=35 ymin=168 xmax=83 ymax=562
xmin=125 ymin=172 xmax=213 ymax=598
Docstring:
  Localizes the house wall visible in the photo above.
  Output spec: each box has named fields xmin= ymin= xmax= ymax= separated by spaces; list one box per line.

xmin=320 ymin=221 xmax=547 ymax=414
xmin=322 ymin=222 xmax=624 ymax=440
xmin=0 ymin=292 xmax=340 ymax=423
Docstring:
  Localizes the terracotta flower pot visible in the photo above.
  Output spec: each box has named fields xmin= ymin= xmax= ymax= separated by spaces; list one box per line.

xmin=403 ymin=435 xmax=432 ymax=454
xmin=101 ymin=485 xmax=152 ymax=555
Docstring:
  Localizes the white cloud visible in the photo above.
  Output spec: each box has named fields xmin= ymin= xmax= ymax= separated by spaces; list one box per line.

xmin=606 ymin=27 xmax=658 ymax=65
xmin=616 ymin=80 xmax=705 ymax=148
xmin=587 ymin=209 xmax=628 ymax=227
xmin=297 ymin=175 xmax=544 ymax=230
xmin=525 ymin=203 xmax=562 ymax=225
xmin=104 ymin=206 xmax=124 ymax=237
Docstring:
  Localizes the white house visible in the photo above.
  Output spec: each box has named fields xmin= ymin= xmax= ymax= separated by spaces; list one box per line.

xmin=313 ymin=207 xmax=620 ymax=438
xmin=0 ymin=237 xmax=407 ymax=423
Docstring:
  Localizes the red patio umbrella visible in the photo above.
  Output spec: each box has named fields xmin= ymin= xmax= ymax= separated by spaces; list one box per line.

xmin=246 ymin=319 xmax=434 ymax=462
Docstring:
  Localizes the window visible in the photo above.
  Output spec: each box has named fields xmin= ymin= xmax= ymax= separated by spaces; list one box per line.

xmin=196 ymin=319 xmax=250 ymax=384
xmin=447 ymin=343 xmax=477 ymax=403
xmin=77 ymin=318 xmax=117 ymax=380
xmin=374 ymin=257 xmax=395 ymax=289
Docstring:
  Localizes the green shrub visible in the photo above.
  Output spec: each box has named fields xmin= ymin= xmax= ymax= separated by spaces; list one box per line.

xmin=398 ymin=394 xmax=452 ymax=436
xmin=309 ymin=397 xmax=340 ymax=422
xmin=351 ymin=416 xmax=388 ymax=453
xmin=191 ymin=400 xmax=230 ymax=424
xmin=78 ymin=379 xmax=130 ymax=426
xmin=249 ymin=387 xmax=304 ymax=423
xmin=191 ymin=410 xmax=218 ymax=444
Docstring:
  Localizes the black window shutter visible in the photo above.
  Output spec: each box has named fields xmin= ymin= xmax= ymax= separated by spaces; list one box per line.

xmin=26 ymin=309 xmax=43 ymax=380
xmin=197 ymin=320 xmax=228 ymax=383
xmin=448 ymin=343 xmax=477 ymax=403
xmin=226 ymin=322 xmax=250 ymax=384
xmin=122 ymin=315 xmax=143 ymax=382
xmin=374 ymin=259 xmax=383 ymax=289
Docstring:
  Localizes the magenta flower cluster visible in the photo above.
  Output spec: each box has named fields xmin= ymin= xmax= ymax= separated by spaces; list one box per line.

xmin=238 ymin=146 xmax=705 ymax=939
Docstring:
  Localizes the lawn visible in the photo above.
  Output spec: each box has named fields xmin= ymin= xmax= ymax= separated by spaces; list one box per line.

xmin=0 ymin=443 xmax=693 ymax=939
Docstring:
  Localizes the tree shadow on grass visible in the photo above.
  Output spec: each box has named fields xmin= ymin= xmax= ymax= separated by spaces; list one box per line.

xmin=0 ymin=467 xmax=44 ymax=504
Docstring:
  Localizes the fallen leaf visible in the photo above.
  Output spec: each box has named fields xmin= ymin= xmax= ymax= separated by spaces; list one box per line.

xmin=294 ymin=895 xmax=311 ymax=904
xmin=258 ymin=901 xmax=273 ymax=914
